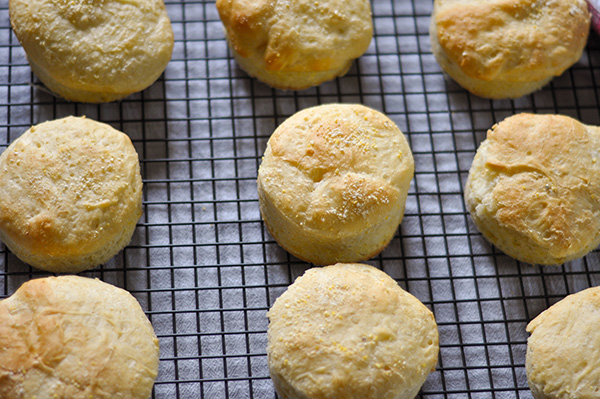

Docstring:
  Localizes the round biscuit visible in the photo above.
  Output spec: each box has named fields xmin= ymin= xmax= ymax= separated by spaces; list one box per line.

xmin=465 ymin=113 xmax=600 ymax=265
xmin=430 ymin=0 xmax=590 ymax=99
xmin=9 ymin=0 xmax=174 ymax=103
xmin=257 ymin=103 xmax=414 ymax=265
xmin=267 ymin=263 xmax=439 ymax=399
xmin=0 ymin=116 xmax=143 ymax=273
xmin=216 ymin=0 xmax=373 ymax=90
xmin=0 ymin=275 xmax=159 ymax=399
xmin=526 ymin=286 xmax=600 ymax=399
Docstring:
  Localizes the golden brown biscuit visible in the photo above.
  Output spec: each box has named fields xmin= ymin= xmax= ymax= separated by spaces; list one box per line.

xmin=257 ymin=103 xmax=414 ymax=265
xmin=526 ymin=286 xmax=600 ymax=399
xmin=430 ymin=0 xmax=591 ymax=99
xmin=216 ymin=0 xmax=373 ymax=90
xmin=465 ymin=113 xmax=600 ymax=265
xmin=9 ymin=0 xmax=174 ymax=103
xmin=0 ymin=116 xmax=143 ymax=273
xmin=267 ymin=263 xmax=439 ymax=399
xmin=0 ymin=275 xmax=159 ymax=399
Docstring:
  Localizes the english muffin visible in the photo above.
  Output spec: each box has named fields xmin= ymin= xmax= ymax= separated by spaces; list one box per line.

xmin=257 ymin=103 xmax=414 ymax=265
xmin=0 ymin=275 xmax=159 ymax=399
xmin=9 ymin=0 xmax=174 ymax=103
xmin=0 ymin=116 xmax=143 ymax=273
xmin=465 ymin=113 xmax=600 ymax=265
xmin=216 ymin=0 xmax=373 ymax=90
xmin=267 ymin=263 xmax=439 ymax=399
xmin=430 ymin=0 xmax=591 ymax=99
xmin=526 ymin=286 xmax=600 ymax=399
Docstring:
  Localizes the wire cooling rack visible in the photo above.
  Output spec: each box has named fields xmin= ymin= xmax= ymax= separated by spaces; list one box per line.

xmin=1 ymin=0 xmax=600 ymax=398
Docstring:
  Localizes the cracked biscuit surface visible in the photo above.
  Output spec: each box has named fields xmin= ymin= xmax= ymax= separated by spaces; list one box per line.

xmin=0 ymin=275 xmax=159 ymax=399
xmin=465 ymin=113 xmax=600 ymax=265
xmin=216 ymin=0 xmax=373 ymax=90
xmin=430 ymin=0 xmax=591 ymax=98
xmin=257 ymin=103 xmax=414 ymax=265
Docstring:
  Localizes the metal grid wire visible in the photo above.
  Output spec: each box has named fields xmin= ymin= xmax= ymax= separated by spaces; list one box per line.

xmin=1 ymin=0 xmax=600 ymax=398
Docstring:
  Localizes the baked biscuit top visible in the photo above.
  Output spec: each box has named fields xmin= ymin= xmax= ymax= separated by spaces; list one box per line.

xmin=259 ymin=104 xmax=413 ymax=234
xmin=216 ymin=0 xmax=373 ymax=73
xmin=433 ymin=0 xmax=590 ymax=81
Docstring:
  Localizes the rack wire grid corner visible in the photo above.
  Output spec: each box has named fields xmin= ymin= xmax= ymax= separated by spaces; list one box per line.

xmin=1 ymin=0 xmax=600 ymax=398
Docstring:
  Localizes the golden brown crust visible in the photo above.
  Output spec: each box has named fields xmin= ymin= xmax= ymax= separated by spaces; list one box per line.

xmin=216 ymin=0 xmax=373 ymax=90
xmin=257 ymin=103 xmax=414 ymax=265
xmin=0 ymin=276 xmax=159 ymax=399
xmin=9 ymin=0 xmax=174 ymax=102
xmin=0 ymin=116 xmax=143 ymax=273
xmin=465 ymin=113 xmax=600 ymax=265
xmin=526 ymin=286 xmax=600 ymax=399
xmin=267 ymin=263 xmax=439 ymax=399
xmin=430 ymin=0 xmax=590 ymax=98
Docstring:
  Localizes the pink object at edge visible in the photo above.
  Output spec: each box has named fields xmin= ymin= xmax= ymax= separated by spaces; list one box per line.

xmin=589 ymin=0 xmax=600 ymax=34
